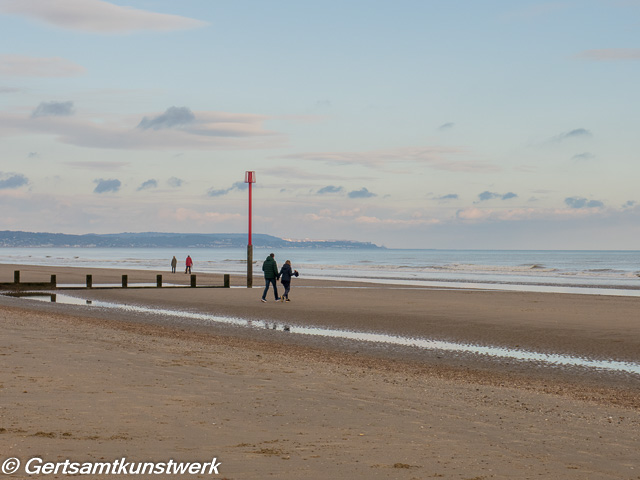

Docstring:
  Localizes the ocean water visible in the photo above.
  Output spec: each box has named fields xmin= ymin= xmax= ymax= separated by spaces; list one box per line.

xmin=1 ymin=247 xmax=639 ymax=295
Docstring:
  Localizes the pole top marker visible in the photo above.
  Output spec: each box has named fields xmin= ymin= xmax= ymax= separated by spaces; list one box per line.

xmin=245 ymin=171 xmax=256 ymax=183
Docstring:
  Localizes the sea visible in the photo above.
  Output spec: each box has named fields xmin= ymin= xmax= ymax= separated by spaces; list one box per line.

xmin=1 ymin=247 xmax=640 ymax=296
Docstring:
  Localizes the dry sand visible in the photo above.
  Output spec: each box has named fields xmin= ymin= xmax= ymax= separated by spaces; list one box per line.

xmin=1 ymin=264 xmax=639 ymax=479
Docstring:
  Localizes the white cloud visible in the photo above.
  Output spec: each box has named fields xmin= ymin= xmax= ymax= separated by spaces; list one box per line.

xmin=0 ymin=0 xmax=208 ymax=33
xmin=456 ymin=206 xmax=606 ymax=223
xmin=64 ymin=161 xmax=129 ymax=170
xmin=277 ymin=146 xmax=499 ymax=173
xmin=0 ymin=54 xmax=85 ymax=77
xmin=0 ymin=109 xmax=282 ymax=150
xmin=354 ymin=215 xmax=439 ymax=226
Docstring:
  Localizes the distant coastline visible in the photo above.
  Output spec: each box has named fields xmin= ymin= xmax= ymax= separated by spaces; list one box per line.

xmin=0 ymin=230 xmax=384 ymax=250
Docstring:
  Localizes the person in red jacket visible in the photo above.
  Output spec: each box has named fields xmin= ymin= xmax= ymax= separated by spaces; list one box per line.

xmin=185 ymin=255 xmax=193 ymax=274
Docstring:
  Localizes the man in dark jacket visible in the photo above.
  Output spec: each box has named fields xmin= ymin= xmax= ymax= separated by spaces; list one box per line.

xmin=261 ymin=253 xmax=280 ymax=302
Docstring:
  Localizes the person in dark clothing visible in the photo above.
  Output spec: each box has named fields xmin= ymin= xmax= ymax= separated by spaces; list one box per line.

xmin=279 ymin=260 xmax=299 ymax=302
xmin=261 ymin=253 xmax=280 ymax=302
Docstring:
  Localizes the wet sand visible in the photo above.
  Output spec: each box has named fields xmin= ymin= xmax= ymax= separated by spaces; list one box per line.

xmin=1 ymin=263 xmax=639 ymax=479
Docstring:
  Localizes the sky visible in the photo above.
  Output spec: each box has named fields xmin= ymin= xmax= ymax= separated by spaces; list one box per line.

xmin=1 ymin=0 xmax=640 ymax=249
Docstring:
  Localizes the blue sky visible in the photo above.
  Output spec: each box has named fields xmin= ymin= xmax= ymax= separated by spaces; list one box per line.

xmin=1 ymin=0 xmax=639 ymax=249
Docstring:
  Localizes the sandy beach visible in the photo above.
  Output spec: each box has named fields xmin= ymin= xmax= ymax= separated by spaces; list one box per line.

xmin=1 ymin=263 xmax=639 ymax=479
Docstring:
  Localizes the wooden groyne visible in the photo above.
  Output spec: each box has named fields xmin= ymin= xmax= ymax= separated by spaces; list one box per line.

xmin=0 ymin=270 xmax=230 ymax=290
xmin=0 ymin=270 xmax=57 ymax=290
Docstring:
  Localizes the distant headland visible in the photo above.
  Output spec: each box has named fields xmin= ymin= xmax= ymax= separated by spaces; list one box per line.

xmin=0 ymin=231 xmax=384 ymax=250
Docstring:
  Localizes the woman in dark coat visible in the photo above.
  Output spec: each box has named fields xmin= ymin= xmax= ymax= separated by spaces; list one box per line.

xmin=279 ymin=260 xmax=299 ymax=302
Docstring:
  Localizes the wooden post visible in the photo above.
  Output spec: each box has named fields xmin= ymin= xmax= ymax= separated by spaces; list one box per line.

xmin=14 ymin=270 xmax=20 ymax=284
xmin=157 ymin=274 xmax=162 ymax=287
xmin=190 ymin=274 xmax=196 ymax=288
xmin=50 ymin=275 xmax=57 ymax=287
xmin=224 ymin=274 xmax=230 ymax=288
xmin=86 ymin=274 xmax=92 ymax=288
xmin=122 ymin=275 xmax=128 ymax=288
xmin=247 ymin=245 xmax=253 ymax=288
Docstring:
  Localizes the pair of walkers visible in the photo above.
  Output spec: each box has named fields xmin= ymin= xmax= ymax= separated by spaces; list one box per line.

xmin=261 ymin=253 xmax=299 ymax=303
xmin=170 ymin=255 xmax=193 ymax=274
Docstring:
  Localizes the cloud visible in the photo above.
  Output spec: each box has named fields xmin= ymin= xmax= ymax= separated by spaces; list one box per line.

xmin=168 ymin=177 xmax=183 ymax=188
xmin=260 ymin=167 xmax=363 ymax=181
xmin=0 ymin=86 xmax=22 ymax=93
xmin=437 ymin=122 xmax=455 ymax=131
xmin=565 ymin=197 xmax=604 ymax=209
xmin=477 ymin=191 xmax=517 ymax=202
xmin=303 ymin=210 xmax=439 ymax=227
xmin=353 ymin=216 xmax=439 ymax=226
xmin=0 ymin=172 xmax=28 ymax=189
xmin=31 ymin=101 xmax=75 ymax=118
xmin=64 ymin=161 xmax=129 ymax=170
xmin=437 ymin=194 xmax=459 ymax=201
xmin=207 ymin=181 xmax=247 ymax=197
xmin=277 ymin=146 xmax=499 ymax=173
xmin=207 ymin=188 xmax=230 ymax=197
xmin=576 ymin=49 xmax=640 ymax=61
xmin=0 ymin=109 xmax=280 ymax=150
xmin=317 ymin=185 xmax=344 ymax=194
xmin=0 ymin=0 xmax=208 ymax=33
xmin=137 ymin=106 xmax=195 ymax=130
xmin=0 ymin=55 xmax=85 ymax=77
xmin=478 ymin=191 xmax=500 ymax=201
xmin=348 ymin=187 xmax=376 ymax=199
xmin=456 ymin=206 xmax=604 ymax=223
xmin=93 ymin=178 xmax=121 ymax=193
xmin=137 ymin=179 xmax=158 ymax=191
xmin=572 ymin=152 xmax=595 ymax=161
xmin=552 ymin=128 xmax=593 ymax=142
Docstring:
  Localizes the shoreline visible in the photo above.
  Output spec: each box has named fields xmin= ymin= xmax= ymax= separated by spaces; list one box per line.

xmin=2 ymin=249 xmax=640 ymax=294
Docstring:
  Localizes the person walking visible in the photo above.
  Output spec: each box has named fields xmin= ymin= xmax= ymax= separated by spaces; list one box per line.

xmin=185 ymin=255 xmax=193 ymax=274
xmin=171 ymin=256 xmax=177 ymax=273
xmin=261 ymin=253 xmax=280 ymax=302
xmin=279 ymin=260 xmax=299 ymax=302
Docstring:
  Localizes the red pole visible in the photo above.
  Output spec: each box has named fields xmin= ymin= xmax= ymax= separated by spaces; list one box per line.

xmin=248 ymin=181 xmax=252 ymax=246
